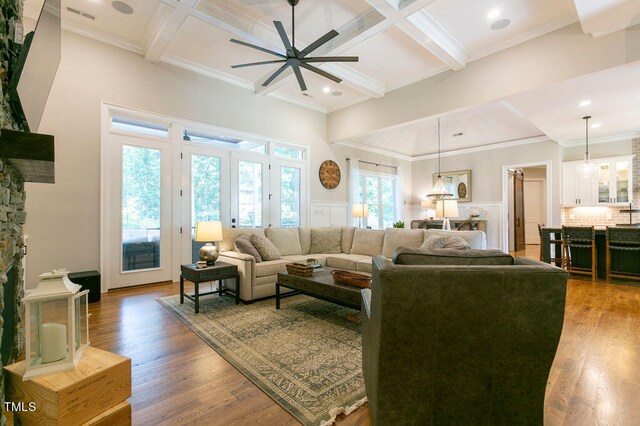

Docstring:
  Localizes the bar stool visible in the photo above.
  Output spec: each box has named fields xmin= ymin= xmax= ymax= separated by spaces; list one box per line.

xmin=538 ymin=224 xmax=563 ymax=266
xmin=562 ymin=226 xmax=597 ymax=281
xmin=606 ymin=226 xmax=640 ymax=282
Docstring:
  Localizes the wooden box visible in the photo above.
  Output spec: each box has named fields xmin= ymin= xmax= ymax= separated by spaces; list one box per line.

xmin=4 ymin=346 xmax=131 ymax=426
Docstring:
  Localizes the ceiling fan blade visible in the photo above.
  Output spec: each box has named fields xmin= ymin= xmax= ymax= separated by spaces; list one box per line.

xmin=231 ymin=60 xmax=286 ymax=69
xmin=291 ymin=64 xmax=307 ymax=91
xmin=299 ymin=30 xmax=338 ymax=58
xmin=262 ymin=63 xmax=290 ymax=87
xmin=299 ymin=63 xmax=342 ymax=83
xmin=273 ymin=21 xmax=294 ymax=56
xmin=301 ymin=56 xmax=359 ymax=63
xmin=230 ymin=39 xmax=286 ymax=58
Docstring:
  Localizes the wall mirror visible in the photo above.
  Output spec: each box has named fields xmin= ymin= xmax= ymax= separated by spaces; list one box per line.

xmin=433 ymin=170 xmax=472 ymax=202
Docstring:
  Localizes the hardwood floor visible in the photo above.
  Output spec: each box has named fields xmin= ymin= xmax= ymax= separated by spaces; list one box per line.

xmin=90 ymin=247 xmax=640 ymax=425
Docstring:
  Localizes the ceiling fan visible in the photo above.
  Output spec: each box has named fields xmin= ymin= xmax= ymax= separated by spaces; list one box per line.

xmin=229 ymin=0 xmax=359 ymax=92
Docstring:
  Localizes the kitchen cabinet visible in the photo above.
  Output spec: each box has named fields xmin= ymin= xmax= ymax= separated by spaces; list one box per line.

xmin=562 ymin=155 xmax=633 ymax=206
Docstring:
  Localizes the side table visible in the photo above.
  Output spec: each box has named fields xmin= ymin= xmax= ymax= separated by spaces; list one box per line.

xmin=180 ymin=262 xmax=240 ymax=313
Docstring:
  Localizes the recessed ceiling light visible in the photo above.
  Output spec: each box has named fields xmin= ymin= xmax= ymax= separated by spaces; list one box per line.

xmin=591 ymin=123 xmax=601 ymax=129
xmin=323 ymin=86 xmax=331 ymax=94
xmin=491 ymin=18 xmax=511 ymax=30
xmin=332 ymin=91 xmax=343 ymax=97
xmin=487 ymin=9 xmax=500 ymax=20
xmin=112 ymin=1 xmax=134 ymax=15
xmin=579 ymin=100 xmax=591 ymax=107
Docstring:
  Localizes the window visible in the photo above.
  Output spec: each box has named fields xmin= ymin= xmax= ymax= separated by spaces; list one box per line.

xmin=359 ymin=174 xmax=396 ymax=229
xmin=280 ymin=166 xmax=301 ymax=227
xmin=238 ymin=161 xmax=263 ymax=228
xmin=184 ymin=130 xmax=266 ymax=153
xmin=112 ymin=117 xmax=169 ymax=137
xmin=121 ymin=145 xmax=161 ymax=271
xmin=274 ymin=145 xmax=304 ymax=160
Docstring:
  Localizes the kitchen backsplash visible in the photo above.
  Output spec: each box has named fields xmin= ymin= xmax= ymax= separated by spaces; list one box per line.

xmin=562 ymin=206 xmax=639 ymax=226
xmin=562 ymin=138 xmax=640 ymax=227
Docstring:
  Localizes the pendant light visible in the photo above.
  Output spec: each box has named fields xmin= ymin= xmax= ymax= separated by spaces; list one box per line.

xmin=577 ymin=115 xmax=597 ymax=178
xmin=427 ymin=118 xmax=453 ymax=200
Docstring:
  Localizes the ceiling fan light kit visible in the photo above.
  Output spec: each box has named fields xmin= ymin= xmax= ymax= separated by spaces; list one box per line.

xmin=229 ymin=0 xmax=359 ymax=92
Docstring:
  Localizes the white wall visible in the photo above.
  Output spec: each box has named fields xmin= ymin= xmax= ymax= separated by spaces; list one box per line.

xmin=25 ymin=31 xmax=410 ymax=287
xmin=562 ymin=139 xmax=633 ymax=161
xmin=411 ymin=141 xmax=561 ymax=249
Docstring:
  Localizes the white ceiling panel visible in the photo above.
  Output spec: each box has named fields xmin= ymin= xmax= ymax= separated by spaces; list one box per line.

xmin=276 ymin=71 xmax=369 ymax=111
xmin=164 ymin=16 xmax=273 ymax=83
xmin=345 ymin=101 xmax=543 ymax=157
xmin=63 ymin=0 xmax=165 ymax=49
xmin=196 ymin=0 xmax=372 ymax=50
xmin=426 ymin=0 xmax=578 ymax=60
xmin=505 ymin=62 xmax=640 ymax=144
xmin=342 ymin=26 xmax=447 ymax=90
xmin=574 ymin=0 xmax=640 ymax=37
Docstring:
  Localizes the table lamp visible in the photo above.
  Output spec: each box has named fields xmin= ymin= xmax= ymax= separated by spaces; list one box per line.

xmin=435 ymin=199 xmax=459 ymax=230
xmin=194 ymin=221 xmax=223 ymax=265
xmin=421 ymin=199 xmax=434 ymax=219
xmin=352 ymin=204 xmax=369 ymax=228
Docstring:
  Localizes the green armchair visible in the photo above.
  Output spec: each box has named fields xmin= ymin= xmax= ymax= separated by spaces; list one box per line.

xmin=362 ymin=249 xmax=568 ymax=425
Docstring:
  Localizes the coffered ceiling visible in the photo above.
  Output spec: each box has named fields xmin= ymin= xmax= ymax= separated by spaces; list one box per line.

xmin=24 ymin=0 xmax=640 ymax=157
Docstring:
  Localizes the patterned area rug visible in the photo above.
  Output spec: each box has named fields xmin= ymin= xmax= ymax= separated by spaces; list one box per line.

xmin=157 ymin=294 xmax=366 ymax=425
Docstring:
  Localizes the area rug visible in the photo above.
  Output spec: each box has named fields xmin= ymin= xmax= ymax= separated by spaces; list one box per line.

xmin=157 ymin=294 xmax=366 ymax=425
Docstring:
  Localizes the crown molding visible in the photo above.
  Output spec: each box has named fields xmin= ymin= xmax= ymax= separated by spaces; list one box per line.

xmin=411 ymin=135 xmax=551 ymax=161
xmin=334 ymin=140 xmax=414 ymax=161
xmin=558 ymin=131 xmax=640 ymax=147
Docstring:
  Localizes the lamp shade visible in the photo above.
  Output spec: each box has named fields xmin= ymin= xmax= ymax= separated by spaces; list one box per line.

xmin=427 ymin=177 xmax=453 ymax=200
xmin=352 ymin=204 xmax=369 ymax=218
xmin=194 ymin=221 xmax=223 ymax=242
xmin=420 ymin=200 xmax=433 ymax=209
xmin=435 ymin=199 xmax=459 ymax=218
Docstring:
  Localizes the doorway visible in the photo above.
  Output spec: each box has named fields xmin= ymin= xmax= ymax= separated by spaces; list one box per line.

xmin=502 ymin=161 xmax=551 ymax=253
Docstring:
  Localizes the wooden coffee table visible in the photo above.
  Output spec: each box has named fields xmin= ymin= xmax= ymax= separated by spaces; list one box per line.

xmin=275 ymin=268 xmax=367 ymax=310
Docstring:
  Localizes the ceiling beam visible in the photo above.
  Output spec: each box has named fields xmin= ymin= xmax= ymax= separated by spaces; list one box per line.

xmin=365 ymin=0 xmax=468 ymax=70
xmin=144 ymin=0 xmax=199 ymax=63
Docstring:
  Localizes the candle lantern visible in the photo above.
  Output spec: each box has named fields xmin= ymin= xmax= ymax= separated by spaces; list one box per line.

xmin=23 ymin=269 xmax=90 ymax=380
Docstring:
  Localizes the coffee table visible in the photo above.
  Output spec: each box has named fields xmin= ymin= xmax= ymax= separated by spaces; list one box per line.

xmin=275 ymin=268 xmax=367 ymax=310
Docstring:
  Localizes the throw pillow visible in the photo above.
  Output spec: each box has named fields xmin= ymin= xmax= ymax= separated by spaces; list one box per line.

xmin=350 ymin=228 xmax=385 ymax=257
xmin=420 ymin=234 xmax=447 ymax=250
xmin=265 ymin=228 xmax=302 ymax=256
xmin=310 ymin=228 xmax=342 ymax=254
xmin=442 ymin=235 xmax=471 ymax=250
xmin=249 ymin=234 xmax=281 ymax=261
xmin=234 ymin=235 xmax=262 ymax=263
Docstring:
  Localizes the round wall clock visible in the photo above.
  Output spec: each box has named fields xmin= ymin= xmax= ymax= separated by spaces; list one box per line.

xmin=319 ymin=160 xmax=341 ymax=189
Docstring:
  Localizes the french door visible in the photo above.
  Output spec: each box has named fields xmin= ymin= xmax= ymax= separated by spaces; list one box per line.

xmin=230 ymin=153 xmax=269 ymax=229
xmin=106 ymin=134 xmax=172 ymax=288
xmin=181 ymin=145 xmax=230 ymax=264
xmin=269 ymin=159 xmax=307 ymax=228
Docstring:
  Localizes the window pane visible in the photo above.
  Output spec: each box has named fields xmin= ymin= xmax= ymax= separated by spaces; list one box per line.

xmin=122 ymin=145 xmax=161 ymax=271
xmin=191 ymin=155 xmax=221 ymax=262
xmin=367 ymin=205 xmax=380 ymax=229
xmin=383 ymin=206 xmax=394 ymax=229
xmin=597 ymin=163 xmax=609 ymax=203
xmin=239 ymin=161 xmax=262 ymax=228
xmin=184 ymin=130 xmax=266 ymax=152
xmin=274 ymin=145 xmax=304 ymax=160
xmin=112 ymin=117 xmax=169 ymax=137
xmin=365 ymin=176 xmax=379 ymax=204
xmin=381 ymin=178 xmax=394 ymax=206
xmin=281 ymin=166 xmax=300 ymax=227
xmin=616 ymin=161 xmax=629 ymax=203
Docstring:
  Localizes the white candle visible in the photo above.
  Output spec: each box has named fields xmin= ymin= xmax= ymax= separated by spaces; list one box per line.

xmin=41 ymin=323 xmax=67 ymax=363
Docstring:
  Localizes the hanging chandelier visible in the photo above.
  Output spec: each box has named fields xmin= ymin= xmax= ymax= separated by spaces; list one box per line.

xmin=427 ymin=118 xmax=453 ymax=200
xmin=577 ymin=115 xmax=597 ymax=178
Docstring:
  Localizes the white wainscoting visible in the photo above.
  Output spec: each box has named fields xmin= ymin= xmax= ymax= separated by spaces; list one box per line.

xmin=408 ymin=202 xmax=505 ymax=251
xmin=310 ymin=202 xmax=350 ymax=227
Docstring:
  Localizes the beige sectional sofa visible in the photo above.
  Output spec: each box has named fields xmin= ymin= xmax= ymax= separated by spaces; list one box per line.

xmin=219 ymin=226 xmax=487 ymax=302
